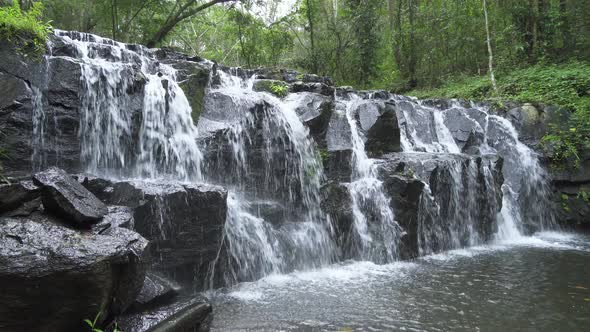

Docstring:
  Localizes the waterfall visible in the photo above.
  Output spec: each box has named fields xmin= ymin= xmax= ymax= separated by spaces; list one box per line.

xmin=396 ymin=97 xmax=556 ymax=242
xmin=26 ymin=31 xmax=557 ymax=291
xmin=55 ymin=30 xmax=203 ymax=181
xmin=31 ymin=86 xmax=46 ymax=170
xmin=337 ymin=93 xmax=402 ymax=262
xmin=201 ymin=69 xmax=335 ymax=284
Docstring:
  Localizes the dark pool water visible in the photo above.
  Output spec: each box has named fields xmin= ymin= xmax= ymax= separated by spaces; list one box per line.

xmin=209 ymin=232 xmax=590 ymax=331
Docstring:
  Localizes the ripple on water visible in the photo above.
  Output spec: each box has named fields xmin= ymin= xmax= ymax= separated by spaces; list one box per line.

xmin=210 ymin=233 xmax=590 ymax=332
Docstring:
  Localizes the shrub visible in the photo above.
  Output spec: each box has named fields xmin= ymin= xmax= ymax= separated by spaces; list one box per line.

xmin=0 ymin=1 xmax=52 ymax=57
xmin=270 ymin=82 xmax=288 ymax=98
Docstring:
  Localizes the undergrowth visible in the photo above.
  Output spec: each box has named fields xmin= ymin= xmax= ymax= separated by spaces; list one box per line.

xmin=0 ymin=1 xmax=52 ymax=57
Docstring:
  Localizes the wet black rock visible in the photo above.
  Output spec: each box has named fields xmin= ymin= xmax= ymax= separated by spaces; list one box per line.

xmin=134 ymin=273 xmax=181 ymax=309
xmin=293 ymin=93 xmax=334 ymax=148
xmin=290 ymin=82 xmax=335 ymax=97
xmin=354 ymin=101 xmax=401 ymax=157
xmin=321 ymin=183 xmax=355 ymax=259
xmin=33 ymin=167 xmax=108 ymax=227
xmin=326 ymin=105 xmax=354 ymax=182
xmin=80 ymin=178 xmax=228 ymax=289
xmin=379 ymin=153 xmax=504 ymax=256
xmin=0 ymin=212 xmax=148 ymax=332
xmin=0 ymin=71 xmax=35 ymax=177
xmin=0 ymin=180 xmax=40 ymax=214
xmin=442 ymin=108 xmax=487 ymax=153
xmin=381 ymin=175 xmax=425 ymax=259
xmin=117 ymin=296 xmax=212 ymax=332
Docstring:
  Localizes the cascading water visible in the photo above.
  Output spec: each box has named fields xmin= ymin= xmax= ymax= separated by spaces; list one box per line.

xmin=395 ymin=97 xmax=556 ymax=243
xmin=54 ymin=30 xmax=203 ymax=181
xmin=200 ymin=69 xmax=335 ymax=284
xmin=337 ymin=92 xmax=402 ymax=262
xmin=486 ymin=114 xmax=556 ymax=238
xmin=28 ymin=31 xmax=558 ymax=293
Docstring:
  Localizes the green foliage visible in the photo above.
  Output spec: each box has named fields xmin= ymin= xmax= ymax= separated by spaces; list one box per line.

xmin=560 ymin=193 xmax=571 ymax=212
xmin=84 ymin=311 xmax=103 ymax=332
xmin=410 ymin=62 xmax=590 ymax=166
xmin=84 ymin=311 xmax=121 ymax=332
xmin=255 ymin=80 xmax=289 ymax=98
xmin=0 ymin=1 xmax=52 ymax=57
xmin=578 ymin=190 xmax=590 ymax=206
xmin=269 ymin=82 xmax=288 ymax=98
xmin=318 ymin=149 xmax=329 ymax=164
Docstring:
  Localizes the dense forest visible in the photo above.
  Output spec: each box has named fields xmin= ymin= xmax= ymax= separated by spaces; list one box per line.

xmin=1 ymin=0 xmax=589 ymax=164
xmin=2 ymin=0 xmax=588 ymax=88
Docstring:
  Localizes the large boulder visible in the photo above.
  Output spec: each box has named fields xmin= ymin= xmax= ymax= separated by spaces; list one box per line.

xmin=354 ymin=100 xmax=401 ymax=157
xmin=442 ymin=107 xmax=487 ymax=153
xmin=80 ymin=178 xmax=228 ymax=289
xmin=292 ymin=93 xmax=334 ymax=148
xmin=290 ymin=81 xmax=335 ymax=97
xmin=33 ymin=167 xmax=108 ymax=227
xmin=0 ymin=180 xmax=40 ymax=214
xmin=0 ymin=211 xmax=148 ymax=332
xmin=381 ymin=175 xmax=425 ymax=259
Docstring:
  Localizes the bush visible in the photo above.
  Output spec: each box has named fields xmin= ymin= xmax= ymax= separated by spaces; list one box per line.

xmin=0 ymin=1 xmax=52 ymax=57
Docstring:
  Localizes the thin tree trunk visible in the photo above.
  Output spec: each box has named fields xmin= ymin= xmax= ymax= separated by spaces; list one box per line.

xmin=111 ymin=0 xmax=117 ymax=40
xmin=559 ymin=0 xmax=572 ymax=57
xmin=305 ymin=0 xmax=317 ymax=73
xmin=483 ymin=0 xmax=498 ymax=93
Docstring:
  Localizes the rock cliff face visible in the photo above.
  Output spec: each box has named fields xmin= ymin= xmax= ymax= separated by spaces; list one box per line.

xmin=491 ymin=102 xmax=590 ymax=230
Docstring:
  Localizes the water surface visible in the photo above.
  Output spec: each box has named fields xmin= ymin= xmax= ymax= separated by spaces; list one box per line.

xmin=209 ymin=232 xmax=590 ymax=331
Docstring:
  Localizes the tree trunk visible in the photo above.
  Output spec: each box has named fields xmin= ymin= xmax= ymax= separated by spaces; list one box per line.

xmin=483 ymin=0 xmax=498 ymax=93
xmin=305 ymin=0 xmax=318 ymax=73
xmin=145 ymin=0 xmax=237 ymax=48
xmin=559 ymin=0 xmax=572 ymax=56
xmin=111 ymin=0 xmax=117 ymax=40
xmin=407 ymin=0 xmax=418 ymax=88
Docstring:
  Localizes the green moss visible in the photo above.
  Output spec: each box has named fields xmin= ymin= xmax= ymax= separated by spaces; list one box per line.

xmin=0 ymin=2 xmax=52 ymax=58
xmin=318 ymin=149 xmax=329 ymax=164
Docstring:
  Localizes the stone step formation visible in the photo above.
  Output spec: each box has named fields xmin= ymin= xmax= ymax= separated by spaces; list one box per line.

xmin=0 ymin=30 xmax=574 ymax=332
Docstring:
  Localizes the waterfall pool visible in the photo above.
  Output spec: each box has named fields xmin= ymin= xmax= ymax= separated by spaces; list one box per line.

xmin=208 ymin=231 xmax=590 ymax=331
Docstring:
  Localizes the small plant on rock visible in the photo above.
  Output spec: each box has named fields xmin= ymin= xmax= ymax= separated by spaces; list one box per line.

xmin=270 ymin=82 xmax=289 ymax=98
xmin=84 ymin=311 xmax=122 ymax=332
